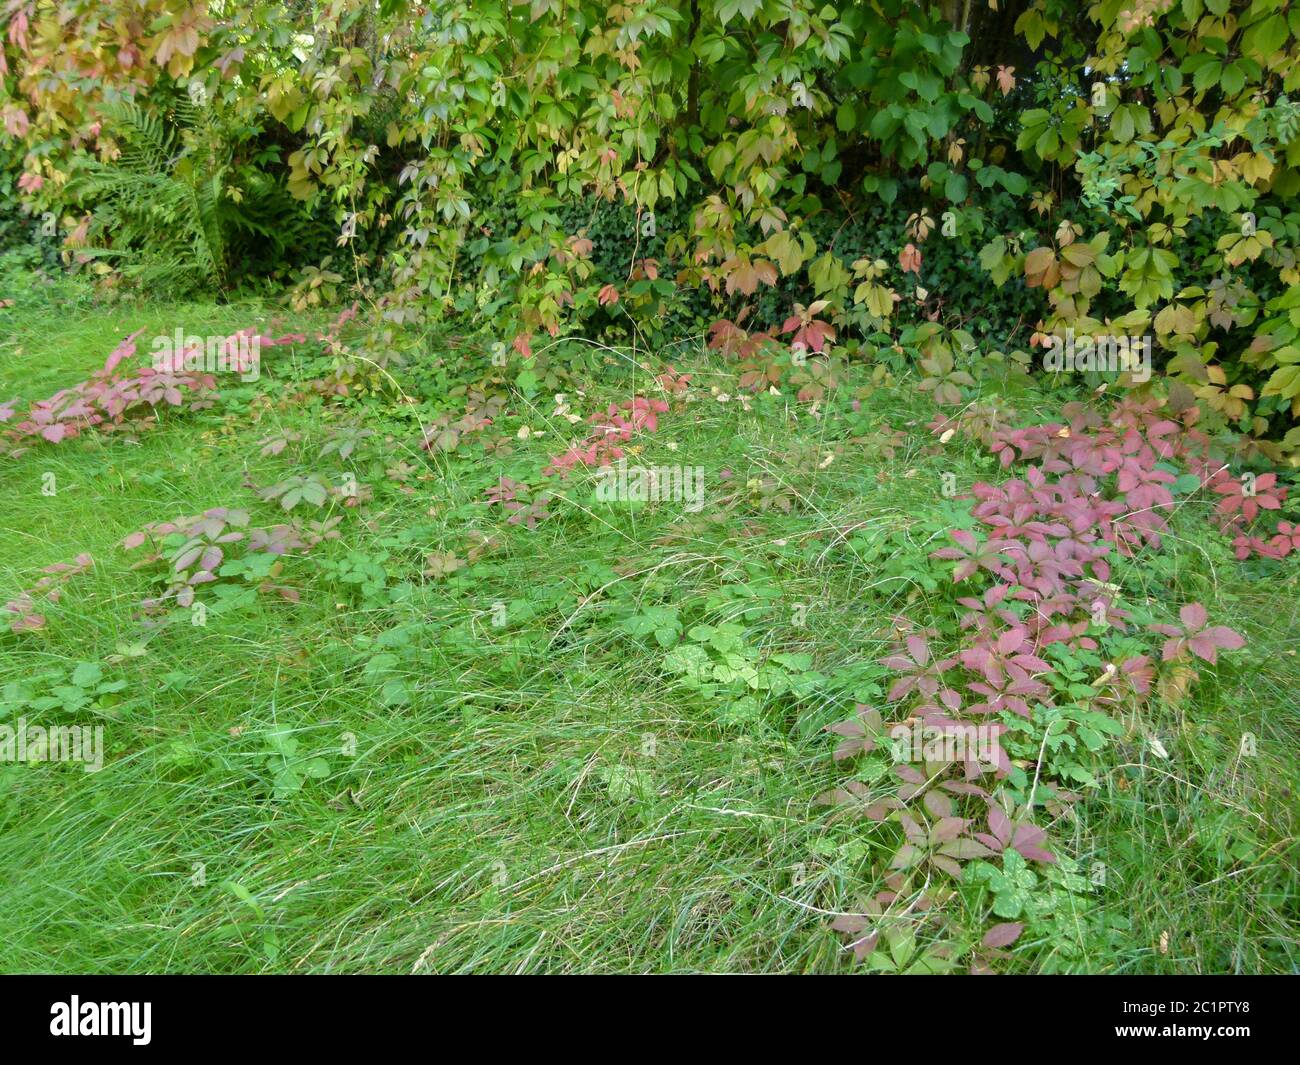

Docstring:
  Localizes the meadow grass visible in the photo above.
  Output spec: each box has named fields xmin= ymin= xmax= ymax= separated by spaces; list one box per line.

xmin=0 ymin=286 xmax=1295 ymax=973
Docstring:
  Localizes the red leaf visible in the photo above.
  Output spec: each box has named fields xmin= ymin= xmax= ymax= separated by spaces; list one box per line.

xmin=982 ymin=921 xmax=1023 ymax=949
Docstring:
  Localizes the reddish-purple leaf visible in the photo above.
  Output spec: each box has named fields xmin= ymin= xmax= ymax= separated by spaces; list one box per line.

xmin=982 ymin=922 xmax=1024 ymax=949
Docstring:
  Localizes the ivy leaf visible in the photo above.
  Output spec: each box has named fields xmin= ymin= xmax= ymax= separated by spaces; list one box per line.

xmin=715 ymin=0 xmax=763 ymax=28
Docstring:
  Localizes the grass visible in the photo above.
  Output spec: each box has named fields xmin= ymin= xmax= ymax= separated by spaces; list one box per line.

xmin=0 ymin=274 xmax=1296 ymax=973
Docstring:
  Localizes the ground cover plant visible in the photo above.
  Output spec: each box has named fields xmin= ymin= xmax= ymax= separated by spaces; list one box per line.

xmin=0 ymin=0 xmax=1298 ymax=975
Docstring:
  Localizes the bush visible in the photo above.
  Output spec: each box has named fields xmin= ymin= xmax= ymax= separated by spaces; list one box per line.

xmin=3 ymin=0 xmax=1300 ymax=457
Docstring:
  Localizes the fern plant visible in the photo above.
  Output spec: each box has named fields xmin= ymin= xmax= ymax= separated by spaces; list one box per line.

xmin=68 ymin=98 xmax=223 ymax=293
xmin=69 ymin=97 xmax=301 ymax=296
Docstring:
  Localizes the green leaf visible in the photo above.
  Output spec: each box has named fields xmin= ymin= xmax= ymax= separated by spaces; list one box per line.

xmin=1219 ymin=61 xmax=1246 ymax=98
xmin=1244 ymin=13 xmax=1289 ymax=58
xmin=71 ymin=662 xmax=104 ymax=688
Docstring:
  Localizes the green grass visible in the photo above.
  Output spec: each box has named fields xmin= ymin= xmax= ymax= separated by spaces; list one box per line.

xmin=0 ymin=281 xmax=1296 ymax=973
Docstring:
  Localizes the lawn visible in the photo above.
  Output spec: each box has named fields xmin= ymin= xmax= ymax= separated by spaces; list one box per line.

xmin=1 ymin=280 xmax=1297 ymax=974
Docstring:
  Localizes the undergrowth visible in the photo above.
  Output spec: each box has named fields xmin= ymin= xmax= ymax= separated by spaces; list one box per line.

xmin=0 ymin=279 xmax=1296 ymax=973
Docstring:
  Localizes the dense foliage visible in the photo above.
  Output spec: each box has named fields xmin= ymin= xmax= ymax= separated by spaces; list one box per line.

xmin=4 ymin=0 xmax=1300 ymax=457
